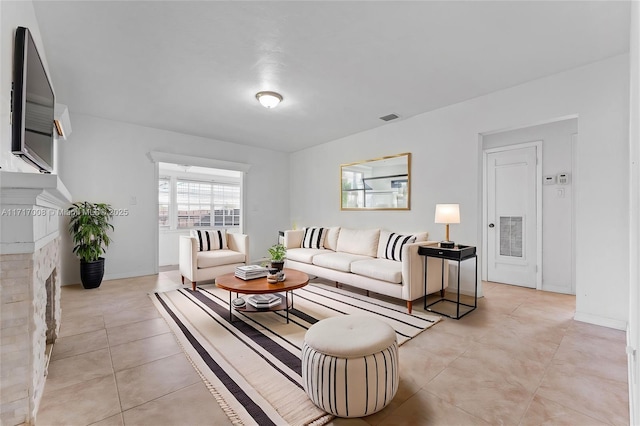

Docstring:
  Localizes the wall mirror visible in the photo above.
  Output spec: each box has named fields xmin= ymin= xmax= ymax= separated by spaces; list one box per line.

xmin=341 ymin=152 xmax=411 ymax=210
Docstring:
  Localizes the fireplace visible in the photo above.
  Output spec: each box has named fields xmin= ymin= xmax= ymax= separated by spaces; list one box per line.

xmin=0 ymin=172 xmax=71 ymax=425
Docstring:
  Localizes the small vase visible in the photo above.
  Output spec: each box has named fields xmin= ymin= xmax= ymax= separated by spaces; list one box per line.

xmin=270 ymin=260 xmax=284 ymax=271
xmin=267 ymin=268 xmax=279 ymax=284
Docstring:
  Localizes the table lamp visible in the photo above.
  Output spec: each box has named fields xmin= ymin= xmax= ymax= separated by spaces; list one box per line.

xmin=434 ymin=204 xmax=460 ymax=248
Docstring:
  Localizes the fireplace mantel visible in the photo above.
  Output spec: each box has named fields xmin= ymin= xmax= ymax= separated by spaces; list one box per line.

xmin=0 ymin=171 xmax=71 ymax=198
xmin=0 ymin=171 xmax=72 ymax=255
xmin=0 ymin=171 xmax=71 ymax=425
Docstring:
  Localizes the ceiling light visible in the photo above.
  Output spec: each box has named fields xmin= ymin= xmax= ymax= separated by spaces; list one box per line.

xmin=255 ymin=91 xmax=283 ymax=108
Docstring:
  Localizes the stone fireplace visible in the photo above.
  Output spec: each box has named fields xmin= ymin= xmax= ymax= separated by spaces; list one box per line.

xmin=0 ymin=171 xmax=71 ymax=425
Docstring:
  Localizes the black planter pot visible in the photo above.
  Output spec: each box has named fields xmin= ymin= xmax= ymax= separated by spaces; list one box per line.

xmin=81 ymin=258 xmax=105 ymax=289
xmin=270 ymin=260 xmax=285 ymax=271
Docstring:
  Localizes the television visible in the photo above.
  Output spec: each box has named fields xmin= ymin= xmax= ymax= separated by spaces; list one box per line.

xmin=12 ymin=26 xmax=55 ymax=173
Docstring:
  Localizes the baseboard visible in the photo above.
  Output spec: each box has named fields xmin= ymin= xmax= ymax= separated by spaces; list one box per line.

xmin=541 ymin=284 xmax=574 ymax=295
xmin=103 ymin=269 xmax=157 ymax=281
xmin=445 ymin=276 xmax=484 ymax=298
xmin=574 ymin=311 xmax=627 ymax=331
xmin=445 ymin=284 xmax=482 ymax=298
xmin=62 ymin=269 xmax=158 ymax=286
xmin=627 ymin=326 xmax=636 ymax=426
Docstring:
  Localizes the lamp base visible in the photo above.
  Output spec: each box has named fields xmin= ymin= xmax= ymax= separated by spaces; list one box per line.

xmin=439 ymin=241 xmax=455 ymax=249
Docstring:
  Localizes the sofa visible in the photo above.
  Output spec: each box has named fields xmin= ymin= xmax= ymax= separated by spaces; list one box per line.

xmin=283 ymin=227 xmax=448 ymax=313
xmin=179 ymin=230 xmax=249 ymax=291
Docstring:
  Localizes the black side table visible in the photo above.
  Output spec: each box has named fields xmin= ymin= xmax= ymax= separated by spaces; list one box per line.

xmin=418 ymin=244 xmax=478 ymax=319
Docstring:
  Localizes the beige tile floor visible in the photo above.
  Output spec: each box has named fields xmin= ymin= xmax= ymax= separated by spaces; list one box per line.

xmin=36 ymin=271 xmax=629 ymax=426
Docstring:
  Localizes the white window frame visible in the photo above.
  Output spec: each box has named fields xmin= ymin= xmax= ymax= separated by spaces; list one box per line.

xmin=159 ymin=176 xmax=241 ymax=230
xmin=159 ymin=176 xmax=171 ymax=229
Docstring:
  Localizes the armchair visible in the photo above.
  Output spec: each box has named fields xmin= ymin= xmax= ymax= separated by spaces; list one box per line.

xmin=179 ymin=232 xmax=249 ymax=291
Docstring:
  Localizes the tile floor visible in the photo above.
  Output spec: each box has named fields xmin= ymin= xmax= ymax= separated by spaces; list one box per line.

xmin=36 ymin=271 xmax=629 ymax=426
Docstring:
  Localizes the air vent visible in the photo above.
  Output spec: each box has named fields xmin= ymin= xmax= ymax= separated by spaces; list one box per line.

xmin=379 ymin=113 xmax=399 ymax=122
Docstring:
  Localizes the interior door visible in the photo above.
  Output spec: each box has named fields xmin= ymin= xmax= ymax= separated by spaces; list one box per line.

xmin=486 ymin=146 xmax=538 ymax=287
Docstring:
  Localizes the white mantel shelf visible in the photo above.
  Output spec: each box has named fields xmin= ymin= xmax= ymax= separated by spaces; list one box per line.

xmin=0 ymin=171 xmax=72 ymax=254
xmin=0 ymin=171 xmax=72 ymax=205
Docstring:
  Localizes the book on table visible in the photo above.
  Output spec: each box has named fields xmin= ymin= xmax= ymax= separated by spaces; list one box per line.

xmin=247 ymin=294 xmax=282 ymax=308
xmin=235 ymin=265 xmax=268 ymax=280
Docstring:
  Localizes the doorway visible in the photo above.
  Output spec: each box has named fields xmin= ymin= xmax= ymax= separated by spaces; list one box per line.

xmin=481 ymin=118 xmax=577 ymax=295
xmin=485 ymin=143 xmax=541 ymax=288
xmin=157 ymin=162 xmax=244 ymax=268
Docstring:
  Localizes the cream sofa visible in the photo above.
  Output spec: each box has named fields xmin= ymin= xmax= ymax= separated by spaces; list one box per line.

xmin=284 ymin=227 xmax=447 ymax=313
xmin=179 ymin=231 xmax=249 ymax=291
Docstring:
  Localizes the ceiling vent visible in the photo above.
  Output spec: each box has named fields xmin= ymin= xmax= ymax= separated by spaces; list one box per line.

xmin=379 ymin=113 xmax=400 ymax=122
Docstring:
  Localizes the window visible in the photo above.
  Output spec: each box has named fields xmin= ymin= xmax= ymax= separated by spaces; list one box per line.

xmin=341 ymin=170 xmax=365 ymax=208
xmin=158 ymin=177 xmax=170 ymax=228
xmin=177 ymin=180 xmax=212 ymax=228
xmin=212 ymin=184 xmax=240 ymax=226
xmin=342 ymin=170 xmax=364 ymax=190
xmin=159 ymin=176 xmax=241 ymax=230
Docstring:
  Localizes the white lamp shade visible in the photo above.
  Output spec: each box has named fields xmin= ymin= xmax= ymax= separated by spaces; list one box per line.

xmin=434 ymin=204 xmax=460 ymax=224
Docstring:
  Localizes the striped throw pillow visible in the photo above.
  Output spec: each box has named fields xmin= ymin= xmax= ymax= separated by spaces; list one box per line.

xmin=302 ymin=227 xmax=326 ymax=249
xmin=379 ymin=232 xmax=416 ymax=261
xmin=190 ymin=229 xmax=228 ymax=251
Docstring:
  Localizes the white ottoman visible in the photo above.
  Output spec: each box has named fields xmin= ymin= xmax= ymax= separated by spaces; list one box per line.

xmin=301 ymin=315 xmax=399 ymax=418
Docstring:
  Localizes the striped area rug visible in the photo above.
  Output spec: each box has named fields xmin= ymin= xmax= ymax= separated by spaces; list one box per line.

xmin=150 ymin=282 xmax=440 ymax=425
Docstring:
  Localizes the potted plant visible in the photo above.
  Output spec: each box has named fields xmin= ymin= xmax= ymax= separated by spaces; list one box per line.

xmin=267 ymin=243 xmax=286 ymax=271
xmin=67 ymin=201 xmax=114 ymax=289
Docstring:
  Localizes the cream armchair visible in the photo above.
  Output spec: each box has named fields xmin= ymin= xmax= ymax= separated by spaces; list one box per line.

xmin=179 ymin=232 xmax=249 ymax=291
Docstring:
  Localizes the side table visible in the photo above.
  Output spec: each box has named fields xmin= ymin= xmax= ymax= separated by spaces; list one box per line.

xmin=418 ymin=244 xmax=478 ymax=319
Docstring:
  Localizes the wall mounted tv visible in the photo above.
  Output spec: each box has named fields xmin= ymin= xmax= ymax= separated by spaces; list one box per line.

xmin=12 ymin=26 xmax=55 ymax=173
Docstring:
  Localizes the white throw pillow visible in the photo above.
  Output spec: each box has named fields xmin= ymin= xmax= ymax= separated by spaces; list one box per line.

xmin=336 ymin=228 xmax=380 ymax=257
xmin=323 ymin=227 xmax=341 ymax=251
xmin=377 ymin=231 xmax=416 ymax=261
xmin=302 ymin=227 xmax=327 ymax=249
xmin=190 ymin=229 xmax=228 ymax=251
xmin=413 ymin=231 xmax=429 ymax=242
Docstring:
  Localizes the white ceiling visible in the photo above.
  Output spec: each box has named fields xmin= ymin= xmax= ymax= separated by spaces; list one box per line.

xmin=32 ymin=1 xmax=630 ymax=153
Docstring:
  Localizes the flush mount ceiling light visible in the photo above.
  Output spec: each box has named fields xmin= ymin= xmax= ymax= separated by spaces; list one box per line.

xmin=255 ymin=91 xmax=283 ymax=108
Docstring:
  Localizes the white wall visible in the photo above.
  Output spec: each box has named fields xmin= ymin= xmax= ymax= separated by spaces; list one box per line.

xmin=483 ymin=118 xmax=577 ymax=295
xmin=627 ymin=1 xmax=639 ymax=423
xmin=159 ymin=231 xmax=182 ymax=266
xmin=57 ymin=114 xmax=289 ymax=285
xmin=0 ymin=1 xmax=58 ymax=173
xmin=290 ymin=55 xmax=630 ymax=329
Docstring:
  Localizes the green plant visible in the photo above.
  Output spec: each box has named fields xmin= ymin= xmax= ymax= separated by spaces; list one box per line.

xmin=68 ymin=201 xmax=114 ymax=262
xmin=267 ymin=243 xmax=286 ymax=261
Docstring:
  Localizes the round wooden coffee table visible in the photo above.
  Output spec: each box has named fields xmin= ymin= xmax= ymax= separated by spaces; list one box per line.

xmin=215 ymin=268 xmax=309 ymax=323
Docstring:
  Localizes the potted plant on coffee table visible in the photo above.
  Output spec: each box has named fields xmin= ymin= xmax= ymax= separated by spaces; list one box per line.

xmin=68 ymin=201 xmax=114 ymax=289
xmin=267 ymin=243 xmax=286 ymax=271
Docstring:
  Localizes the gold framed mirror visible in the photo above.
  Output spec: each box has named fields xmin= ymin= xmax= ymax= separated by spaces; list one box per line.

xmin=341 ymin=152 xmax=411 ymax=210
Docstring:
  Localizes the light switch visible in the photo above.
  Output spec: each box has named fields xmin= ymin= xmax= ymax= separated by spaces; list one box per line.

xmin=557 ymin=173 xmax=570 ymax=185
xmin=556 ymin=188 xmax=565 ymax=198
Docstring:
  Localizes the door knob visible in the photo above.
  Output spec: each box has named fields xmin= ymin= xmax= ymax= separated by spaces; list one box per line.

xmin=488 ymin=223 xmax=495 ymax=228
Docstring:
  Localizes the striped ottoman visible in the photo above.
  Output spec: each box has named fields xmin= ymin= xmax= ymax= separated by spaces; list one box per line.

xmin=301 ymin=315 xmax=399 ymax=418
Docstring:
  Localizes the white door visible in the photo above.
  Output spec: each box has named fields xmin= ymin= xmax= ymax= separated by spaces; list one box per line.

xmin=486 ymin=145 xmax=539 ymax=288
